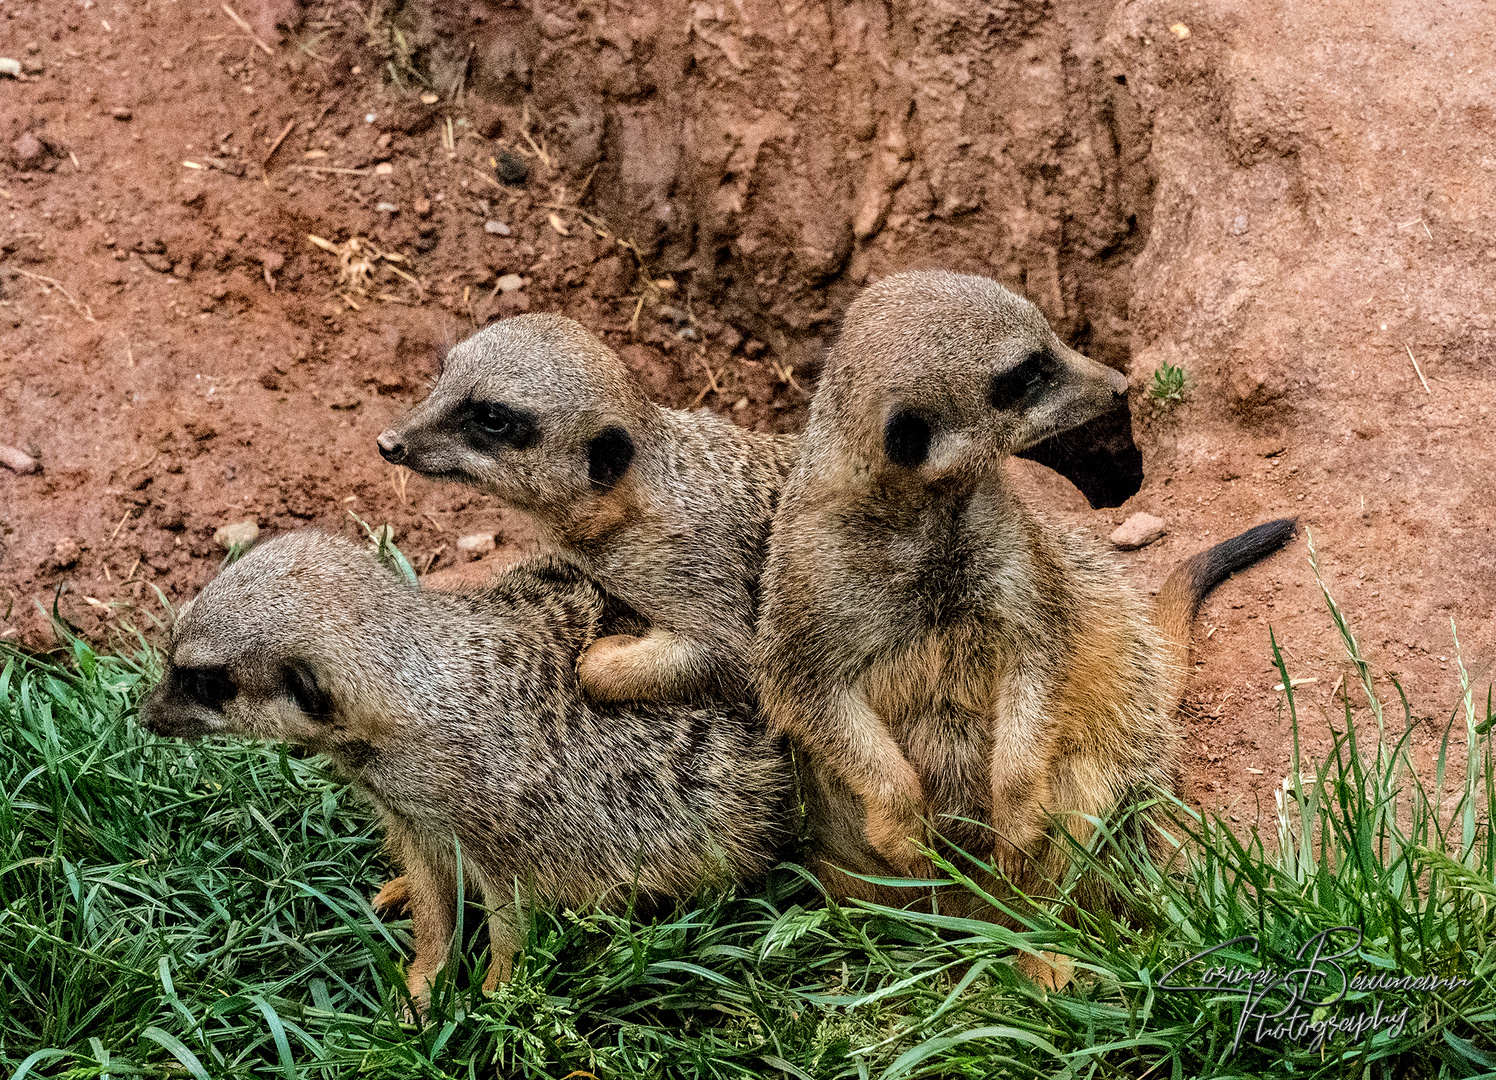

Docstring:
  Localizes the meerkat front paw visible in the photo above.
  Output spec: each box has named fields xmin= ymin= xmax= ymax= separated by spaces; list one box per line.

xmin=577 ymin=633 xmax=653 ymax=701
xmin=578 ymin=627 xmax=701 ymax=703
xmin=372 ymin=875 xmax=411 ymax=914
xmin=862 ymin=771 xmax=932 ymax=877
xmin=1016 ymin=949 xmax=1075 ymax=992
xmin=864 ymin=806 xmax=933 ymax=877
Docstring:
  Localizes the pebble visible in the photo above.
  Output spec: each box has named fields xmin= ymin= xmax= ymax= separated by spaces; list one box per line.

xmin=44 ymin=537 xmax=82 ymax=573
xmin=213 ymin=520 xmax=260 ymax=552
xmin=110 ymin=107 xmax=133 ymax=121
xmin=0 ymin=443 xmax=39 ymax=474
xmin=0 ymin=58 xmax=21 ymax=79
xmin=21 ymin=56 xmax=43 ymax=76
xmin=376 ymin=202 xmax=399 ymax=213
xmin=456 ymin=532 xmax=498 ymax=559
xmin=494 ymin=147 xmax=528 ymax=185
xmin=495 ymin=273 xmax=525 ymax=293
xmin=10 ymin=131 xmax=45 ymax=170
xmin=1109 ymin=512 xmax=1167 ymax=550
xmin=484 ymin=219 xmax=511 ymax=236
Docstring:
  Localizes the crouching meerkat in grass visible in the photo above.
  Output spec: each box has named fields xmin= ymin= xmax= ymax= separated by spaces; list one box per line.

xmin=756 ymin=269 xmax=1296 ymax=905
xmin=139 ymin=532 xmax=791 ymax=1011
xmin=377 ymin=314 xmax=799 ymax=706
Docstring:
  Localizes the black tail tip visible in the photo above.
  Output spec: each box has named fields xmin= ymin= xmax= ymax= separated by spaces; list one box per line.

xmin=1190 ymin=516 xmax=1299 ymax=600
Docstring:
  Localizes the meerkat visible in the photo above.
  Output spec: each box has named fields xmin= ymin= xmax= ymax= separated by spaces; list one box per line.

xmin=376 ymin=314 xmax=799 ymax=706
xmin=139 ymin=531 xmax=791 ymax=1011
xmin=756 ymin=269 xmax=1295 ymax=907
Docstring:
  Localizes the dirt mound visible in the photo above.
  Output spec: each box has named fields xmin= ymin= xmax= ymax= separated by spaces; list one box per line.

xmin=2 ymin=0 xmax=1491 ymax=818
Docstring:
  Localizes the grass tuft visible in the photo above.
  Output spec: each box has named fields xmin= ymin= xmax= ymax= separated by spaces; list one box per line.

xmin=1148 ymin=361 xmax=1190 ymax=405
xmin=1 ymin=548 xmax=1491 ymax=1077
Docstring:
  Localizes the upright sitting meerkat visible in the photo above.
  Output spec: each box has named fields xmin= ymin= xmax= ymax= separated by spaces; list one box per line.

xmin=139 ymin=532 xmax=790 ymax=1010
xmin=377 ymin=314 xmax=798 ymax=705
xmin=757 ymin=269 xmax=1295 ymax=903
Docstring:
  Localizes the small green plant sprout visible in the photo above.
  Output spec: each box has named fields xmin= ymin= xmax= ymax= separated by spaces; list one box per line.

xmin=347 ymin=509 xmax=419 ymax=585
xmin=1148 ymin=360 xmax=1190 ymax=405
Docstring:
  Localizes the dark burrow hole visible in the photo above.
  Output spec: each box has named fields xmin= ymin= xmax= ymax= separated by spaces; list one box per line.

xmin=1017 ymin=403 xmax=1143 ymax=509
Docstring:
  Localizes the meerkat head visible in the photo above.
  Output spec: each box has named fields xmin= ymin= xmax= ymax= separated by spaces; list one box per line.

xmin=376 ymin=314 xmax=655 ymax=513
xmin=139 ymin=532 xmax=411 ymax=760
xmin=810 ymin=270 xmax=1128 ymax=487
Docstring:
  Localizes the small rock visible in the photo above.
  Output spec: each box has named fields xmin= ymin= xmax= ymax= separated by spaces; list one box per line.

xmin=0 ymin=443 xmax=39 ymax=474
xmin=0 ymin=58 xmax=22 ymax=79
xmin=376 ymin=201 xmax=398 ymax=213
xmin=494 ymin=147 xmax=528 ymax=186
xmin=140 ymin=252 xmax=172 ymax=273
xmin=214 ymin=520 xmax=260 ymax=552
xmin=495 ymin=273 xmax=525 ymax=293
xmin=373 ymin=161 xmax=394 ymax=176
xmin=44 ymin=537 xmax=82 ymax=573
xmin=413 ymin=197 xmax=432 ymax=218
xmin=369 ymin=368 xmax=409 ymax=395
xmin=110 ymin=107 xmax=133 ymax=121
xmin=10 ymin=132 xmax=45 ymax=170
xmin=1110 ymin=512 xmax=1167 ymax=550
xmin=456 ymin=532 xmax=498 ymax=560
xmin=21 ymin=56 xmax=44 ymax=76
xmin=484 ymin=219 xmax=511 ymax=236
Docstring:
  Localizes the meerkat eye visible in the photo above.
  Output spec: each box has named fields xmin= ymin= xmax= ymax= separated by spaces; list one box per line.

xmin=990 ymin=350 xmax=1057 ymax=411
xmin=462 ymin=400 xmax=541 ymax=452
xmin=471 ymin=402 xmax=513 ymax=434
xmin=177 ymin=665 xmax=237 ymax=711
xmin=884 ymin=408 xmax=933 ymax=469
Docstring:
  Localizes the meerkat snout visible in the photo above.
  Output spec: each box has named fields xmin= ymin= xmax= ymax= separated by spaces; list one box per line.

xmin=376 ymin=429 xmax=407 ymax=464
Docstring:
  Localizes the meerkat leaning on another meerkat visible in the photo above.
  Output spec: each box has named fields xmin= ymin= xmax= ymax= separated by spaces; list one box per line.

xmin=757 ymin=269 xmax=1296 ymax=908
xmin=377 ymin=314 xmax=799 ymax=705
xmin=139 ymin=531 xmax=791 ymax=1012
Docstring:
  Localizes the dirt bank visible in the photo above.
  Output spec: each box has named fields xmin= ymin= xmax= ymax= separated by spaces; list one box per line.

xmin=2 ymin=0 xmax=1491 ymax=819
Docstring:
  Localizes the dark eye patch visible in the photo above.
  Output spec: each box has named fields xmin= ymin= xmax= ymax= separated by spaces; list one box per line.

xmin=176 ymin=665 xmax=237 ymax=711
xmin=990 ymin=350 xmax=1058 ymax=411
xmin=884 ymin=408 xmax=933 ymax=469
xmin=284 ymin=660 xmax=332 ymax=719
xmin=462 ymin=400 xmax=540 ymax=453
xmin=587 ymin=425 xmax=636 ymax=490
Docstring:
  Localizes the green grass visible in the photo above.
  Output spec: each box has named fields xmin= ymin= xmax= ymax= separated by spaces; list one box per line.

xmin=1 ymin=544 xmax=1492 ymax=1078
xmin=1148 ymin=362 xmax=1190 ymax=405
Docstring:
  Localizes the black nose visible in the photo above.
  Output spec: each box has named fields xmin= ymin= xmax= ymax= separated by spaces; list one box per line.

xmin=377 ymin=430 xmax=406 ymax=463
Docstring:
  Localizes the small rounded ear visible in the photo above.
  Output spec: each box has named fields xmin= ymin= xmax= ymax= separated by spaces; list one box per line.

xmin=883 ymin=408 xmax=933 ymax=469
xmin=586 ymin=425 xmax=636 ymax=491
xmin=283 ymin=659 xmax=332 ymax=719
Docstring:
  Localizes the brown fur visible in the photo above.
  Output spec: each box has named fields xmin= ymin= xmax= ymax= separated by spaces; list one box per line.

xmin=756 ymin=270 xmax=1293 ymax=913
xmin=378 ymin=314 xmax=798 ymax=705
xmin=139 ymin=532 xmax=791 ymax=1011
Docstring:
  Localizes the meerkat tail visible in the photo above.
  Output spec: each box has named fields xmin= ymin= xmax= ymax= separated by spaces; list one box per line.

xmin=1154 ymin=517 xmax=1299 ymax=684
